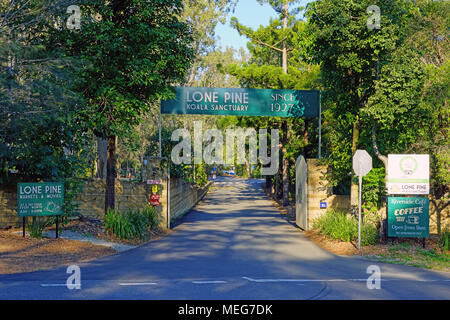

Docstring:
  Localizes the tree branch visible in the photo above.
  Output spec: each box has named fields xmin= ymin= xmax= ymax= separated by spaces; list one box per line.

xmin=253 ymin=38 xmax=283 ymax=53
xmin=372 ymin=123 xmax=388 ymax=167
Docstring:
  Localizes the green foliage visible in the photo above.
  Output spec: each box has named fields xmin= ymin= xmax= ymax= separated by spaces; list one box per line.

xmin=312 ymin=210 xmax=357 ymax=242
xmin=0 ymin=1 xmax=92 ymax=184
xmin=104 ymin=206 xmax=161 ymax=240
xmin=312 ymin=210 xmax=379 ymax=246
xmin=438 ymin=228 xmax=449 ymax=251
xmin=52 ymin=0 xmax=194 ymax=139
xmin=306 ymin=0 xmax=409 ymax=186
xmin=182 ymin=0 xmax=240 ymax=87
xmin=194 ymin=164 xmax=208 ymax=187
xmin=26 ymin=217 xmax=47 ymax=239
xmin=142 ymin=206 xmax=162 ymax=230
xmin=307 ymin=0 xmax=449 ymax=200
xmin=362 ymin=167 xmax=386 ymax=212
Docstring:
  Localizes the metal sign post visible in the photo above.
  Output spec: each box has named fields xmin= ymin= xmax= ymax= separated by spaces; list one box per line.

xmin=159 ymin=103 xmax=162 ymax=158
xmin=318 ymin=90 xmax=322 ymax=159
xmin=352 ymin=150 xmax=373 ymax=250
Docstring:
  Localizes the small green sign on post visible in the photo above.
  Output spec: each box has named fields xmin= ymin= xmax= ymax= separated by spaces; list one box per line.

xmin=387 ymin=197 xmax=429 ymax=238
xmin=18 ymin=182 xmax=64 ymax=217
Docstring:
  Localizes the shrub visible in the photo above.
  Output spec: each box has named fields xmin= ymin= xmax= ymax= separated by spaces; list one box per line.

xmin=26 ymin=216 xmax=52 ymax=238
xmin=312 ymin=209 xmax=379 ymax=245
xmin=142 ymin=206 xmax=162 ymax=229
xmin=104 ymin=206 xmax=161 ymax=240
xmin=438 ymin=228 xmax=449 ymax=251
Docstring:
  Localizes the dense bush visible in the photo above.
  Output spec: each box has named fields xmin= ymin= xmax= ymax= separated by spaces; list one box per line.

xmin=438 ymin=228 xmax=449 ymax=251
xmin=312 ymin=209 xmax=379 ymax=246
xmin=362 ymin=167 xmax=386 ymax=212
xmin=104 ymin=206 xmax=162 ymax=240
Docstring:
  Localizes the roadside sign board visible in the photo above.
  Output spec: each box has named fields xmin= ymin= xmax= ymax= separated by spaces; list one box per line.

xmin=387 ymin=154 xmax=429 ymax=194
xmin=150 ymin=194 xmax=160 ymax=206
xmin=17 ymin=182 xmax=64 ymax=217
xmin=161 ymin=87 xmax=320 ymax=118
xmin=352 ymin=150 xmax=372 ymax=177
xmin=147 ymin=179 xmax=163 ymax=185
xmin=388 ymin=197 xmax=429 ymax=238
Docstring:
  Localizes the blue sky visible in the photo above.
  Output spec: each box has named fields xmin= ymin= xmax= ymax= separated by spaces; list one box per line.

xmin=215 ymin=0 xmax=312 ymax=51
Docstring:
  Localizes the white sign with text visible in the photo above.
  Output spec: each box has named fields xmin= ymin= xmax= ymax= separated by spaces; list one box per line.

xmin=387 ymin=154 xmax=429 ymax=195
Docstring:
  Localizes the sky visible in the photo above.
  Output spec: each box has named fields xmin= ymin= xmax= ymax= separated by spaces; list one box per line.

xmin=214 ymin=0 xmax=312 ymax=51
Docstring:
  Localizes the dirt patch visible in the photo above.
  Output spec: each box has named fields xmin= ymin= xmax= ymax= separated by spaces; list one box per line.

xmin=0 ymin=217 xmax=169 ymax=274
xmin=0 ymin=228 xmax=116 ymax=274
xmin=303 ymin=229 xmax=388 ymax=256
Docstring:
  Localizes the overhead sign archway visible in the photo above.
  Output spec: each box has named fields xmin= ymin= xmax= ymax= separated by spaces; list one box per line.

xmin=159 ymin=86 xmax=322 ymax=229
xmin=161 ymin=86 xmax=320 ymax=118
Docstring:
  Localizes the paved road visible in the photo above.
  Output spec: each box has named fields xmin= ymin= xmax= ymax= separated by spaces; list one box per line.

xmin=0 ymin=177 xmax=449 ymax=299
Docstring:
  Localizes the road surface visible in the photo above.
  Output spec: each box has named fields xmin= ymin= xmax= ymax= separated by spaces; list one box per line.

xmin=0 ymin=177 xmax=449 ymax=299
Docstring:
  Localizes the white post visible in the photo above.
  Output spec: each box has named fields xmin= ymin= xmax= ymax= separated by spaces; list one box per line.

xmin=159 ymin=103 xmax=162 ymax=158
xmin=167 ymin=161 xmax=170 ymax=229
xmin=358 ymin=175 xmax=362 ymax=250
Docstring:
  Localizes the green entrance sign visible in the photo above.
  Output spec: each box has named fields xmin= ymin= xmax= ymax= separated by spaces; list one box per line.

xmin=388 ymin=197 xmax=429 ymax=238
xmin=161 ymin=87 xmax=320 ymax=118
xmin=18 ymin=182 xmax=64 ymax=217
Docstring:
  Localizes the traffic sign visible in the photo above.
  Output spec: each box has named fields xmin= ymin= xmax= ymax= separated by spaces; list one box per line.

xmin=353 ymin=150 xmax=372 ymax=177
xmin=352 ymin=150 xmax=372 ymax=250
xmin=150 ymin=194 xmax=160 ymax=206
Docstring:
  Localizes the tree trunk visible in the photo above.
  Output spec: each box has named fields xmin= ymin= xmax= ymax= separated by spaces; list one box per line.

xmin=244 ymin=157 xmax=251 ymax=177
xmin=303 ymin=119 xmax=309 ymax=157
xmin=282 ymin=3 xmax=288 ymax=74
xmin=350 ymin=118 xmax=360 ymax=215
xmin=372 ymin=123 xmax=389 ymax=237
xmin=280 ymin=3 xmax=289 ymax=205
xmin=105 ymin=135 xmax=117 ymax=213
xmin=97 ymin=137 xmax=107 ymax=179
xmin=265 ymin=175 xmax=272 ymax=192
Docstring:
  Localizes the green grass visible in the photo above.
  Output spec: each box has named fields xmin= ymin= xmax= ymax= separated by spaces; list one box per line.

xmin=312 ymin=209 xmax=379 ymax=246
xmin=369 ymin=245 xmax=450 ymax=271
xmin=104 ymin=206 xmax=162 ymax=240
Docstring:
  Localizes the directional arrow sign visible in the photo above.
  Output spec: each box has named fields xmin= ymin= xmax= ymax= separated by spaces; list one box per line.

xmin=353 ymin=150 xmax=372 ymax=177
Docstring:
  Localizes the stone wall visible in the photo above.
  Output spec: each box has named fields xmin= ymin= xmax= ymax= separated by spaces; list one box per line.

xmin=305 ymin=159 xmax=350 ymax=229
xmin=0 ymin=178 xmax=211 ymax=229
xmin=0 ymin=184 xmax=19 ymax=227
xmin=169 ymin=179 xmax=211 ymax=222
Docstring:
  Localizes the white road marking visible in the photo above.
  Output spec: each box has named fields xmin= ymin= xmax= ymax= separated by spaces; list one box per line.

xmin=118 ymin=282 xmax=157 ymax=286
xmin=40 ymin=284 xmax=68 ymax=287
xmin=192 ymin=281 xmax=228 ymax=284
xmin=243 ymin=277 xmax=450 ymax=283
xmin=243 ymin=277 xmax=374 ymax=283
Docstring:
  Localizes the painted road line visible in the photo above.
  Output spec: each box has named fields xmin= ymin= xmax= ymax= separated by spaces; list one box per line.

xmin=192 ymin=280 xmax=228 ymax=284
xmin=243 ymin=277 xmax=450 ymax=283
xmin=243 ymin=277 xmax=373 ymax=283
xmin=118 ymin=282 xmax=157 ymax=286
xmin=40 ymin=284 xmax=69 ymax=287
